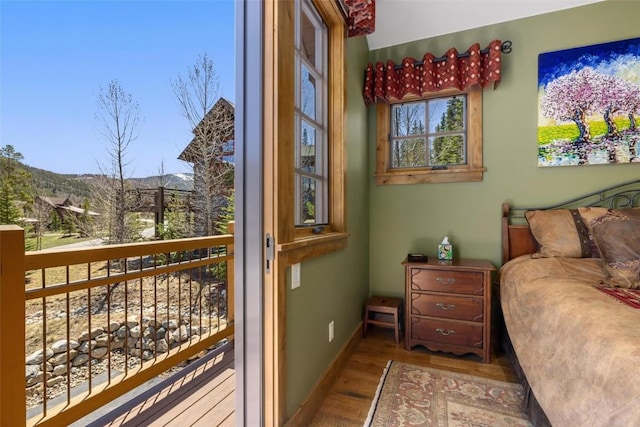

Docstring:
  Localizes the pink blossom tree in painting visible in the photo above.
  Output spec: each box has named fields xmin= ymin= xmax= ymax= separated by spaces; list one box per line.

xmin=537 ymin=37 xmax=640 ymax=166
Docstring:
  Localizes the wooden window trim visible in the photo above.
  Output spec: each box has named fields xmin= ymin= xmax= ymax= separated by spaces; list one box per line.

xmin=375 ymin=88 xmax=485 ymax=185
xmin=276 ymin=0 xmax=348 ymax=259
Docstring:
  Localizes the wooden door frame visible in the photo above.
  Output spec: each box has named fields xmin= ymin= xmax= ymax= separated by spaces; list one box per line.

xmin=263 ymin=0 xmax=288 ymax=423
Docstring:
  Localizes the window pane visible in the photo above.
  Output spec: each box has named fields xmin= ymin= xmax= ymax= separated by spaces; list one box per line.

xmin=301 ymin=65 xmax=316 ymax=119
xmin=391 ymin=138 xmax=427 ymax=168
xmin=301 ymin=9 xmax=316 ymax=67
xmin=429 ymin=135 xmax=465 ymax=166
xmin=300 ymin=119 xmax=316 ymax=173
xmin=299 ymin=176 xmax=316 ymax=224
xmin=429 ymin=96 xmax=464 ymax=133
xmin=392 ymin=103 xmax=426 ymax=137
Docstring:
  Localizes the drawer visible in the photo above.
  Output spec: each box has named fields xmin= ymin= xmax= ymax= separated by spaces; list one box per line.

xmin=411 ymin=293 xmax=483 ymax=322
xmin=411 ymin=317 xmax=483 ymax=348
xmin=410 ymin=268 xmax=484 ymax=295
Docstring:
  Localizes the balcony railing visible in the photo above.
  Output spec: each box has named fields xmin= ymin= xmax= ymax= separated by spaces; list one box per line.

xmin=0 ymin=224 xmax=234 ymax=427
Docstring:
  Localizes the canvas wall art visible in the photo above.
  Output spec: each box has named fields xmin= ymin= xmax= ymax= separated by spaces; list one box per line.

xmin=537 ymin=37 xmax=640 ymax=167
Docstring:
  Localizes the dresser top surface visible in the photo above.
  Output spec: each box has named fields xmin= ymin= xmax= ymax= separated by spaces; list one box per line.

xmin=402 ymin=257 xmax=495 ymax=271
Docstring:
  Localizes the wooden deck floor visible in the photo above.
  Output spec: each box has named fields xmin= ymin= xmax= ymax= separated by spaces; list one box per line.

xmin=309 ymin=327 xmax=518 ymax=426
xmin=79 ymin=342 xmax=235 ymax=427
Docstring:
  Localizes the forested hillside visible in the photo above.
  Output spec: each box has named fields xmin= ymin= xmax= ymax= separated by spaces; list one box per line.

xmin=25 ymin=165 xmax=93 ymax=201
xmin=24 ymin=165 xmax=194 ymax=203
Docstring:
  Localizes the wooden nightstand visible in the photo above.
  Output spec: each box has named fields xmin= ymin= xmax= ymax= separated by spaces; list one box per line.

xmin=402 ymin=258 xmax=496 ymax=363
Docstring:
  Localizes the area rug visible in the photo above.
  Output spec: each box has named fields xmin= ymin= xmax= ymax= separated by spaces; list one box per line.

xmin=364 ymin=361 xmax=531 ymax=427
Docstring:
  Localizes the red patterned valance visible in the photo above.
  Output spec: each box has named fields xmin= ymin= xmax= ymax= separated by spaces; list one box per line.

xmin=344 ymin=0 xmax=375 ymax=37
xmin=363 ymin=40 xmax=503 ymax=105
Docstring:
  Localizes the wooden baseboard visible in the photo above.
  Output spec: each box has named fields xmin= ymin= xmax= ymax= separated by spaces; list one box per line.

xmin=284 ymin=321 xmax=363 ymax=426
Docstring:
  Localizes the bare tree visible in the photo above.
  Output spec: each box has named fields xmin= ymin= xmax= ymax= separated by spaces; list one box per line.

xmin=154 ymin=160 xmax=168 ymax=188
xmin=95 ymin=79 xmax=142 ymax=244
xmin=172 ymin=54 xmax=234 ymax=237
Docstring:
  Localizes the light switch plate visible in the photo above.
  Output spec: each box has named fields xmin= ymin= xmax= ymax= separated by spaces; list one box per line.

xmin=291 ymin=263 xmax=301 ymax=289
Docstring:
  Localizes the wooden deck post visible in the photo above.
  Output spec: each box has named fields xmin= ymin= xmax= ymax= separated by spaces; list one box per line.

xmin=0 ymin=225 xmax=26 ymax=426
xmin=227 ymin=221 xmax=235 ymax=323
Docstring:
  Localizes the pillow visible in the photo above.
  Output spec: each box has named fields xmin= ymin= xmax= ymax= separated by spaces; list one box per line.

xmin=525 ymin=209 xmax=595 ymax=258
xmin=590 ymin=208 xmax=640 ymax=289
xmin=577 ymin=207 xmax=609 ymax=257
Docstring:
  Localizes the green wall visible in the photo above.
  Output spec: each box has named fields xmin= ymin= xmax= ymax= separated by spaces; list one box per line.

xmin=284 ymin=0 xmax=640 ymax=417
xmin=368 ymin=0 xmax=640 ymax=298
xmin=286 ymin=35 xmax=371 ymax=416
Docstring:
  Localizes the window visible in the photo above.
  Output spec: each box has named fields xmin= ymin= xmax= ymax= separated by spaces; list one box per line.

xmin=376 ymin=88 xmax=484 ymax=185
xmin=265 ymin=0 xmax=347 ymax=258
xmin=295 ymin=0 xmax=328 ymax=226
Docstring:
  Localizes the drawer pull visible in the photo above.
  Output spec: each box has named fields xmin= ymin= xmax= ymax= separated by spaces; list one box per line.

xmin=436 ymin=328 xmax=456 ymax=336
xmin=436 ymin=277 xmax=456 ymax=285
xmin=435 ymin=303 xmax=456 ymax=310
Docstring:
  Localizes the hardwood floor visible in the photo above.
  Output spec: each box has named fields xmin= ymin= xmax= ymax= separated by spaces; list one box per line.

xmin=309 ymin=326 xmax=517 ymax=426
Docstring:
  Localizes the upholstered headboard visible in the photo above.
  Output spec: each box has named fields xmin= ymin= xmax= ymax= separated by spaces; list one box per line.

xmin=501 ymin=179 xmax=640 ymax=265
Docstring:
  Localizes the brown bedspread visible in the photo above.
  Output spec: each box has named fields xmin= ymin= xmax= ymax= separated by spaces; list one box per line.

xmin=500 ymin=256 xmax=640 ymax=427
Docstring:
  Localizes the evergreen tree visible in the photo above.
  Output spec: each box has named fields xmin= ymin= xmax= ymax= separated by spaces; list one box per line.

xmin=0 ymin=145 xmax=32 ymax=224
xmin=157 ymin=191 xmax=194 ymax=240
xmin=215 ymin=189 xmax=235 ymax=235
xmin=431 ymin=97 xmax=465 ymax=165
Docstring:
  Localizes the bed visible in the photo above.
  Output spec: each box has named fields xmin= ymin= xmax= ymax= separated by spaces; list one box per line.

xmin=499 ymin=179 xmax=640 ymax=427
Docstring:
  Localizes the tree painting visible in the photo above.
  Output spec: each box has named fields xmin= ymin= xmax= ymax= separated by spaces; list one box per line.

xmin=538 ymin=37 xmax=640 ymax=166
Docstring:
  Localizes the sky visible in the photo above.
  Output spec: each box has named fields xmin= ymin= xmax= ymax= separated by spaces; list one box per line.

xmin=1 ymin=0 xmax=235 ymax=178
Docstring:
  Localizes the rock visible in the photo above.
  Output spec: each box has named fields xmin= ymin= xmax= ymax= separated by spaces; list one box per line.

xmin=78 ymin=340 xmax=97 ymax=353
xmin=91 ymin=347 xmax=109 ymax=359
xmin=149 ymin=338 xmax=169 ymax=353
xmin=45 ymin=362 xmax=53 ymax=372
xmin=107 ymin=321 xmax=121 ymax=333
xmin=52 ymin=364 xmax=67 ymax=376
xmin=46 ymin=376 xmax=65 ymax=387
xmin=174 ymin=325 xmax=189 ymax=342
xmin=142 ymin=350 xmax=154 ymax=361
xmin=51 ymin=339 xmax=80 ymax=354
xmin=111 ymin=337 xmax=125 ymax=350
xmin=26 ymin=348 xmax=54 ymax=365
xmin=163 ymin=319 xmax=178 ymax=330
xmin=95 ymin=333 xmax=110 ymax=347
xmin=116 ymin=325 xmax=128 ymax=339
xmin=143 ymin=326 xmax=156 ymax=339
xmin=26 ymin=371 xmax=51 ymax=387
xmin=143 ymin=337 xmax=152 ymax=350
xmin=52 ymin=350 xmax=78 ymax=365
xmin=129 ymin=325 xmax=141 ymax=339
xmin=126 ymin=317 xmax=139 ymax=328
xmin=72 ymin=354 xmax=90 ymax=367
xmin=156 ymin=327 xmax=166 ymax=340
xmin=127 ymin=338 xmax=137 ymax=349
xmin=25 ymin=365 xmax=40 ymax=381
xmin=78 ymin=327 xmax=104 ymax=342
xmin=166 ymin=330 xmax=175 ymax=345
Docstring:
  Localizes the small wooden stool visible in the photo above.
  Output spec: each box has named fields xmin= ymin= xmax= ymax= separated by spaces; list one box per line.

xmin=363 ymin=296 xmax=403 ymax=344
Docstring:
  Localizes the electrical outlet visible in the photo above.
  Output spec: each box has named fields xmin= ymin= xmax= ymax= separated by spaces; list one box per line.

xmin=329 ymin=321 xmax=334 ymax=342
xmin=291 ymin=263 xmax=301 ymax=289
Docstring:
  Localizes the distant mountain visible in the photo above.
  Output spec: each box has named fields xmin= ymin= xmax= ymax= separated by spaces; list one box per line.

xmin=128 ymin=173 xmax=194 ymax=191
xmin=24 ymin=164 xmax=194 ymax=204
